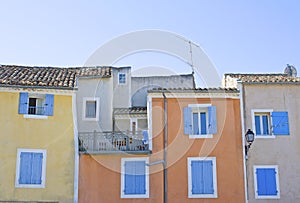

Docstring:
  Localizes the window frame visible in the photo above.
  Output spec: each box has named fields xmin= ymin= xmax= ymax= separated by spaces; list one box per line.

xmin=187 ymin=104 xmax=213 ymax=138
xmin=82 ymin=97 xmax=100 ymax=121
xmin=253 ymin=165 xmax=280 ymax=199
xmin=118 ymin=73 xmax=127 ymax=85
xmin=121 ymin=157 xmax=149 ymax=198
xmin=15 ymin=148 xmax=47 ymax=188
xmin=187 ymin=157 xmax=218 ymax=198
xmin=251 ymin=109 xmax=275 ymax=138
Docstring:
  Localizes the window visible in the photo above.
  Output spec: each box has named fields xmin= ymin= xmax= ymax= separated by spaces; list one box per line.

xmin=251 ymin=109 xmax=290 ymax=137
xmin=121 ymin=157 xmax=149 ymax=198
xmin=184 ymin=104 xmax=217 ymax=138
xmin=254 ymin=165 xmax=280 ymax=199
xmin=15 ymin=149 xmax=47 ymax=188
xmin=83 ymin=97 xmax=100 ymax=121
xmin=18 ymin=92 xmax=54 ymax=116
xmin=118 ymin=73 xmax=126 ymax=84
xmin=188 ymin=157 xmax=217 ymax=198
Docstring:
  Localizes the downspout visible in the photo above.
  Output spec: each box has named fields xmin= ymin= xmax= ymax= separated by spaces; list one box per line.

xmin=162 ymin=92 xmax=168 ymax=203
xmin=239 ymin=82 xmax=248 ymax=203
xmin=72 ymin=93 xmax=79 ymax=203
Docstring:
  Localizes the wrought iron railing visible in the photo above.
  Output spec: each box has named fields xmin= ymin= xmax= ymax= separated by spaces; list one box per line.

xmin=78 ymin=131 xmax=149 ymax=154
xmin=28 ymin=106 xmax=45 ymax=115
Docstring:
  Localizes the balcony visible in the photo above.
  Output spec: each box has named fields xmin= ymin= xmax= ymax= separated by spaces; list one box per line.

xmin=79 ymin=131 xmax=150 ymax=154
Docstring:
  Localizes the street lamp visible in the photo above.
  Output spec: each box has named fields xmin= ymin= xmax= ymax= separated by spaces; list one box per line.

xmin=245 ymin=129 xmax=255 ymax=158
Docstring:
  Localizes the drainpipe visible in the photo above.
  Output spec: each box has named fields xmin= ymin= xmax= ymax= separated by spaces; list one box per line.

xmin=162 ymin=92 xmax=168 ymax=203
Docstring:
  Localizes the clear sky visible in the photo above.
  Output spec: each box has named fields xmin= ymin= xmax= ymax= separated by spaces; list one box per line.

xmin=0 ymin=0 xmax=299 ymax=77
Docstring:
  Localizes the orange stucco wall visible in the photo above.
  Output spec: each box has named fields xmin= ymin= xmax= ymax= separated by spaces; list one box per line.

xmin=78 ymin=96 xmax=245 ymax=203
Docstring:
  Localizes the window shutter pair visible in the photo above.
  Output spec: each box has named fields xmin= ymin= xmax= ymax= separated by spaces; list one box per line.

xmin=18 ymin=92 xmax=54 ymax=116
xmin=191 ymin=160 xmax=214 ymax=194
xmin=184 ymin=106 xmax=217 ymax=135
xmin=19 ymin=152 xmax=43 ymax=184
xmin=271 ymin=112 xmax=289 ymax=135
xmin=256 ymin=168 xmax=278 ymax=196
xmin=124 ymin=161 xmax=146 ymax=195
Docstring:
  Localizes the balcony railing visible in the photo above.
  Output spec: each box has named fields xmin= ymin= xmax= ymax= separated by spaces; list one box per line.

xmin=79 ymin=131 xmax=150 ymax=154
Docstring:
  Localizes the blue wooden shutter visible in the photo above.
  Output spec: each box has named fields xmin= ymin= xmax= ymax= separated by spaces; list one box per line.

xmin=191 ymin=160 xmax=214 ymax=194
xmin=31 ymin=153 xmax=43 ymax=184
xmin=18 ymin=92 xmax=28 ymax=114
xmin=19 ymin=152 xmax=32 ymax=184
xmin=208 ymin=106 xmax=217 ymax=134
xmin=256 ymin=168 xmax=277 ymax=196
xmin=45 ymin=94 xmax=54 ymax=116
xmin=184 ymin=107 xmax=192 ymax=134
xmin=124 ymin=161 xmax=146 ymax=195
xmin=200 ymin=112 xmax=207 ymax=134
xmin=271 ymin=112 xmax=289 ymax=135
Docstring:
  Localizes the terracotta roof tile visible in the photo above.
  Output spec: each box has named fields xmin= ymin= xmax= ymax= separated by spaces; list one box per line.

xmin=148 ymin=87 xmax=239 ymax=93
xmin=114 ymin=107 xmax=147 ymax=115
xmin=225 ymin=73 xmax=300 ymax=83
xmin=0 ymin=65 xmax=112 ymax=89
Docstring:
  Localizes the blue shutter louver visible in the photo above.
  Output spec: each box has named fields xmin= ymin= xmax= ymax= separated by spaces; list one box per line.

xmin=184 ymin=107 xmax=193 ymax=134
xmin=191 ymin=160 xmax=214 ymax=195
xmin=44 ymin=94 xmax=54 ymax=116
xmin=256 ymin=168 xmax=278 ymax=196
xmin=19 ymin=152 xmax=32 ymax=184
xmin=208 ymin=106 xmax=217 ymax=134
xmin=31 ymin=153 xmax=43 ymax=184
xmin=18 ymin=92 xmax=28 ymax=114
xmin=271 ymin=111 xmax=289 ymax=135
xmin=124 ymin=161 xmax=146 ymax=195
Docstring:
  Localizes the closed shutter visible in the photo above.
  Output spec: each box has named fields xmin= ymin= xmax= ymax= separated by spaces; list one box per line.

xmin=271 ymin=112 xmax=289 ymax=135
xmin=31 ymin=153 xmax=43 ymax=184
xmin=19 ymin=152 xmax=33 ymax=184
xmin=124 ymin=161 xmax=146 ymax=195
xmin=44 ymin=94 xmax=54 ymax=116
xmin=18 ymin=92 xmax=28 ymax=114
xmin=184 ymin=107 xmax=192 ymax=134
xmin=256 ymin=168 xmax=278 ymax=196
xmin=208 ymin=106 xmax=217 ymax=134
xmin=191 ymin=160 xmax=214 ymax=194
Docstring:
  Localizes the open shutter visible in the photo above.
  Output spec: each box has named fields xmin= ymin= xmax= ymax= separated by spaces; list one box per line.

xmin=18 ymin=92 xmax=28 ymax=114
xmin=19 ymin=152 xmax=32 ymax=184
xmin=271 ymin=112 xmax=289 ymax=135
xmin=45 ymin=94 xmax=54 ymax=116
xmin=184 ymin=107 xmax=192 ymax=134
xmin=208 ymin=106 xmax=217 ymax=134
xmin=256 ymin=168 xmax=277 ymax=196
xmin=31 ymin=153 xmax=43 ymax=184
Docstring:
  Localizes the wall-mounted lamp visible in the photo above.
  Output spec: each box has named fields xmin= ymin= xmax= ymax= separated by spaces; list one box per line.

xmin=245 ymin=129 xmax=255 ymax=159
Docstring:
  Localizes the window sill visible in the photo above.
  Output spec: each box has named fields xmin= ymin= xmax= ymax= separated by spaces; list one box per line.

xmin=188 ymin=194 xmax=218 ymax=198
xmin=83 ymin=117 xmax=99 ymax=121
xmin=255 ymin=135 xmax=275 ymax=139
xmin=121 ymin=194 xmax=149 ymax=198
xmin=23 ymin=115 xmax=48 ymax=119
xmin=15 ymin=183 xmax=45 ymax=188
xmin=189 ymin=134 xmax=213 ymax=139
xmin=255 ymin=195 xmax=280 ymax=199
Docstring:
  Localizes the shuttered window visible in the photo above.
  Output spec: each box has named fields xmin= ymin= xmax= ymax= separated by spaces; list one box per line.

xmin=188 ymin=157 xmax=217 ymax=198
xmin=254 ymin=165 xmax=280 ymax=199
xmin=121 ymin=158 xmax=149 ymax=198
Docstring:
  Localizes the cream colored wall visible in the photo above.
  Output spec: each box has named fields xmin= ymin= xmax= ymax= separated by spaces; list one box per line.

xmin=244 ymin=84 xmax=300 ymax=202
xmin=0 ymin=91 xmax=74 ymax=202
xmin=77 ymin=77 xmax=113 ymax=132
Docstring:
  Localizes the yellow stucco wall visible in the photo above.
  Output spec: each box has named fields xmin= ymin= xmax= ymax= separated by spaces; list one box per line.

xmin=0 ymin=91 xmax=75 ymax=202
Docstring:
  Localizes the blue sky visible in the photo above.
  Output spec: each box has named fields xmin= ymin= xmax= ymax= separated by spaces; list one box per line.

xmin=0 ymin=0 xmax=299 ymax=78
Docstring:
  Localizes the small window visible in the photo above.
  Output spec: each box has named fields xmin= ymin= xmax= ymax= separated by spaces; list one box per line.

xmin=252 ymin=109 xmax=290 ymax=137
xmin=254 ymin=165 xmax=280 ymax=199
xmin=15 ymin=149 xmax=47 ymax=188
xmin=18 ymin=92 xmax=54 ymax=116
xmin=118 ymin=73 xmax=126 ymax=84
xmin=188 ymin=157 xmax=218 ymax=198
xmin=184 ymin=104 xmax=217 ymax=138
xmin=83 ymin=97 xmax=100 ymax=121
xmin=121 ymin=157 xmax=149 ymax=198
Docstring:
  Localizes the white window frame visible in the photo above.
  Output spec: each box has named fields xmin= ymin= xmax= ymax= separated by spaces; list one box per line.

xmin=25 ymin=94 xmax=48 ymax=119
xmin=188 ymin=104 xmax=212 ymax=138
xmin=15 ymin=148 xmax=47 ymax=188
xmin=187 ymin=157 xmax=218 ymax=198
xmin=118 ymin=73 xmax=127 ymax=85
xmin=82 ymin=97 xmax=100 ymax=121
xmin=253 ymin=165 xmax=280 ymax=199
xmin=121 ymin=157 xmax=149 ymax=198
xmin=251 ymin=109 xmax=275 ymax=138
